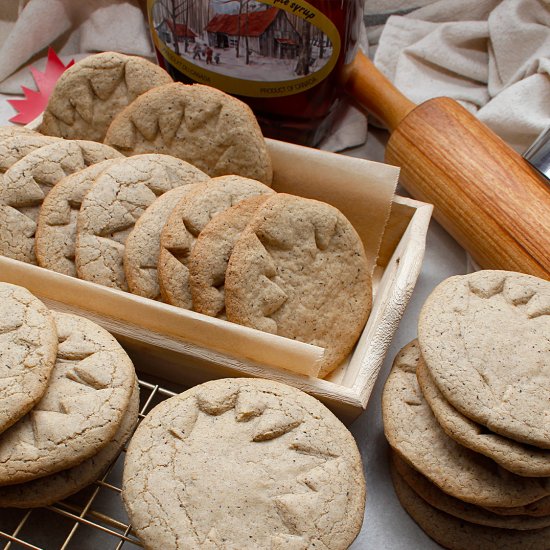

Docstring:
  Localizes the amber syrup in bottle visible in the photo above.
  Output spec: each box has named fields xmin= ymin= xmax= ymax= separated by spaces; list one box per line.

xmin=147 ymin=0 xmax=363 ymax=146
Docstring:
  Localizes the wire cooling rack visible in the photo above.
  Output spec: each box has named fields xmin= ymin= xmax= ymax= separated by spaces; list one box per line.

xmin=0 ymin=378 xmax=181 ymax=550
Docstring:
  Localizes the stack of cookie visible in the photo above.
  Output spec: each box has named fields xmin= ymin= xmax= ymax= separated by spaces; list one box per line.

xmin=382 ymin=270 xmax=550 ymax=548
xmin=0 ymin=282 xmax=138 ymax=508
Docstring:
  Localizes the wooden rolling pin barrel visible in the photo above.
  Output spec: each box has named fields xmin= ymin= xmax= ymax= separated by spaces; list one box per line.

xmin=346 ymin=51 xmax=550 ymax=280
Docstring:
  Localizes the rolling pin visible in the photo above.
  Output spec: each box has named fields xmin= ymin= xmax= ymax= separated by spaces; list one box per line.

xmin=345 ymin=51 xmax=550 ymax=280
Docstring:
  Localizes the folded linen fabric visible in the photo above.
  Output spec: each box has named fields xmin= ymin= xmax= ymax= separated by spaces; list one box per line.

xmin=373 ymin=0 xmax=550 ymax=153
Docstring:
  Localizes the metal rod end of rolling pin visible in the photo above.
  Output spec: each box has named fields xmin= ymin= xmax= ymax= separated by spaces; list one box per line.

xmin=524 ymin=125 xmax=550 ymax=184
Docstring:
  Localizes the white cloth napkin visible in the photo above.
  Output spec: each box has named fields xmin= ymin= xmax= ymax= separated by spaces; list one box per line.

xmin=373 ymin=0 xmax=550 ymax=153
xmin=0 ymin=0 xmax=367 ymax=152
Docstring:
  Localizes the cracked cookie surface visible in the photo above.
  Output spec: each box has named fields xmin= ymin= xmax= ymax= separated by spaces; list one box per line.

xmin=0 ymin=140 xmax=121 ymax=264
xmin=35 ymin=158 xmax=124 ymax=276
xmin=158 ymin=176 xmax=274 ymax=309
xmin=124 ymin=184 xmax=206 ymax=300
xmin=0 ymin=283 xmax=57 ymax=436
xmin=0 ymin=131 xmax=60 ymax=173
xmin=104 ymin=82 xmax=273 ymax=184
xmin=418 ymin=271 xmax=550 ymax=449
xmin=76 ymin=154 xmax=208 ymax=291
xmin=225 ymin=193 xmax=371 ymax=378
xmin=0 ymin=377 xmax=139 ymax=508
xmin=0 ymin=311 xmax=135 ymax=486
xmin=122 ymin=378 xmax=365 ymax=550
xmin=382 ymin=340 xmax=550 ymax=508
xmin=39 ymin=51 xmax=172 ymax=142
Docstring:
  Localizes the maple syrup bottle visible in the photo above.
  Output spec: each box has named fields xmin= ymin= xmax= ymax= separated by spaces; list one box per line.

xmin=147 ymin=0 xmax=364 ymax=146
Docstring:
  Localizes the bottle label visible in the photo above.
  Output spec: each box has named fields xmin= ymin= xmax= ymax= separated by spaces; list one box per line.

xmin=148 ymin=0 xmax=341 ymax=97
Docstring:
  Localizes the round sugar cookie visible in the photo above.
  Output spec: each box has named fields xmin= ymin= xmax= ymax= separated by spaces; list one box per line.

xmin=418 ymin=271 xmax=550 ymax=449
xmin=390 ymin=460 xmax=550 ymax=550
xmin=225 ymin=193 xmax=371 ymax=378
xmin=39 ymin=51 xmax=172 ymax=142
xmin=417 ymin=354 xmax=550 ymax=477
xmin=485 ymin=496 xmax=550 ymax=517
xmin=382 ymin=340 xmax=550 ymax=508
xmin=35 ymin=158 xmax=124 ymax=276
xmin=0 ymin=283 xmax=57 ymax=435
xmin=0 ymin=131 xmax=59 ymax=173
xmin=124 ymin=185 xmax=203 ymax=300
xmin=0 ymin=139 xmax=121 ymax=264
xmin=75 ymin=154 xmax=208 ymax=291
xmin=104 ymin=82 xmax=273 ymax=185
xmin=0 ymin=377 xmax=139 ymax=508
xmin=391 ymin=451 xmax=550 ymax=531
xmin=0 ymin=311 xmax=135 ymax=486
xmin=189 ymin=194 xmax=270 ymax=317
xmin=0 ymin=125 xmax=36 ymax=141
xmin=158 ymin=176 xmax=274 ymax=309
xmin=122 ymin=378 xmax=365 ymax=550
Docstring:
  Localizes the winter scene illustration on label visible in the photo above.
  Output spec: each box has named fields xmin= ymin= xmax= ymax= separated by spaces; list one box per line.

xmin=148 ymin=0 xmax=341 ymax=97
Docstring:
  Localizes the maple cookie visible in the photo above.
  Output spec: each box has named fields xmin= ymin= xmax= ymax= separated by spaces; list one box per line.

xmin=76 ymin=154 xmax=208 ymax=291
xmin=0 ymin=139 xmax=121 ymax=264
xmin=0 ymin=311 xmax=135 ymax=486
xmin=39 ymin=51 xmax=172 ymax=142
xmin=0 ymin=378 xmax=139 ymax=508
xmin=225 ymin=194 xmax=371 ymax=378
xmin=391 ymin=452 xmax=550 ymax=531
xmin=0 ymin=283 xmax=57 ymax=436
xmin=122 ymin=378 xmax=365 ymax=550
xmin=485 ymin=496 xmax=550 ymax=518
xmin=158 ymin=176 xmax=274 ymax=309
xmin=382 ymin=340 xmax=550 ymax=508
xmin=189 ymin=194 xmax=270 ymax=317
xmin=104 ymin=82 xmax=273 ymax=184
xmin=418 ymin=270 xmax=550 ymax=449
xmin=35 ymin=158 xmax=124 ymax=276
xmin=124 ymin=185 xmax=204 ymax=300
xmin=0 ymin=131 xmax=59 ymax=173
xmin=390 ymin=461 xmax=550 ymax=550
xmin=416 ymin=355 xmax=550 ymax=477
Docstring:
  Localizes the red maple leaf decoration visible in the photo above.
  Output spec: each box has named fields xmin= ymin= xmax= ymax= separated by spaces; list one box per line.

xmin=8 ymin=48 xmax=75 ymax=124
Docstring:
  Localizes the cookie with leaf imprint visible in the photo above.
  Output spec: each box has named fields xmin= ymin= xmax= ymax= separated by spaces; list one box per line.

xmin=104 ymin=82 xmax=273 ymax=185
xmin=75 ymin=154 xmax=208 ymax=291
xmin=122 ymin=378 xmax=365 ymax=550
xmin=225 ymin=193 xmax=372 ymax=378
xmin=35 ymin=158 xmax=124 ymax=277
xmin=158 ymin=175 xmax=274 ymax=309
xmin=0 ymin=139 xmax=121 ymax=264
xmin=0 ymin=283 xmax=58 ymax=436
xmin=418 ymin=271 xmax=550 ymax=449
xmin=0 ymin=130 xmax=59 ymax=173
xmin=416 ymin=352 xmax=550 ymax=477
xmin=0 ymin=311 xmax=135 ymax=486
xmin=189 ymin=194 xmax=271 ymax=318
xmin=382 ymin=340 xmax=550 ymax=509
xmin=0 ymin=377 xmax=139 ymax=508
xmin=39 ymin=51 xmax=173 ymax=142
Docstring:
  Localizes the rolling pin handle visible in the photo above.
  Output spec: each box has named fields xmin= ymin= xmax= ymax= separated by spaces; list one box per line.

xmin=345 ymin=50 xmax=416 ymax=133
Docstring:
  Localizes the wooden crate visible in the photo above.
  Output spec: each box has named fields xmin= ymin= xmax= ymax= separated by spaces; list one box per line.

xmin=0 ymin=138 xmax=432 ymax=424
